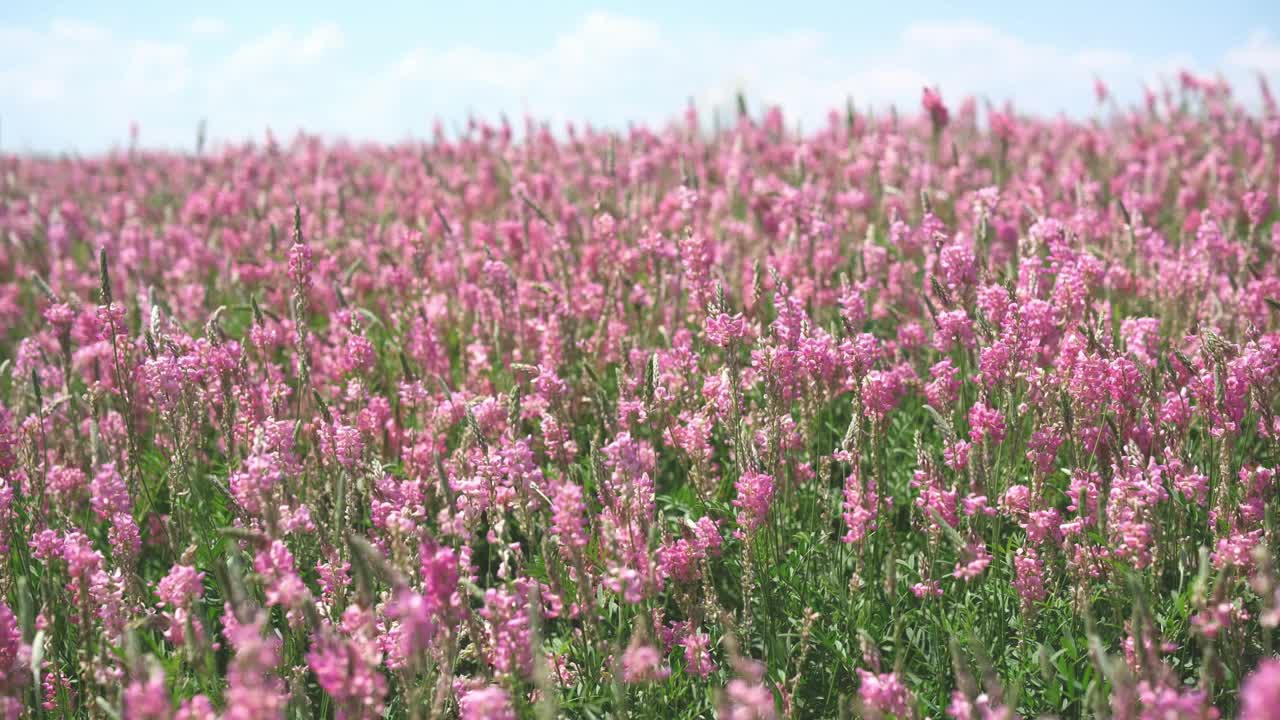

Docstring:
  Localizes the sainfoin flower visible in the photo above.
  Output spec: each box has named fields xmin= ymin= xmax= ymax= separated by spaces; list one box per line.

xmin=622 ymin=641 xmax=671 ymax=684
xmin=922 ymin=87 xmax=950 ymax=131
xmin=1241 ymin=658 xmax=1280 ymax=718
xmin=307 ymin=617 xmax=388 ymax=720
xmin=733 ymin=471 xmax=776 ymax=534
xmin=459 ymin=685 xmax=516 ymax=720
xmin=0 ymin=602 xmax=25 ymax=695
xmin=2 ymin=67 xmax=1278 ymax=718
xmin=122 ymin=667 xmax=170 ymax=720
xmin=858 ymin=669 xmax=911 ymax=716
xmin=720 ymin=660 xmax=776 ymax=720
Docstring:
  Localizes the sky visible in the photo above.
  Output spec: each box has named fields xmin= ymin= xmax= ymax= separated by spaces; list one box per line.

xmin=2 ymin=1 xmax=1279 ymax=153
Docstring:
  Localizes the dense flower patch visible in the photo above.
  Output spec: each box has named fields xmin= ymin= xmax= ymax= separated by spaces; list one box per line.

xmin=2 ymin=75 xmax=1280 ymax=718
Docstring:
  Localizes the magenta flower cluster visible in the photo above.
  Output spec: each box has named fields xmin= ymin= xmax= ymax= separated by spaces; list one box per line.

xmin=1 ymin=76 xmax=1279 ymax=718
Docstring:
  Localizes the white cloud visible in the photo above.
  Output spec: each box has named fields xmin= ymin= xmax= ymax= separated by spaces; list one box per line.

xmin=189 ymin=17 xmax=226 ymax=36
xmin=381 ymin=13 xmax=666 ymax=112
xmin=0 ymin=13 xmax=1274 ymax=152
xmin=300 ymin=23 xmax=345 ymax=60
xmin=0 ymin=20 xmax=195 ymax=151
xmin=217 ymin=23 xmax=345 ymax=80
xmin=125 ymin=42 xmax=191 ymax=96
xmin=553 ymin=11 xmax=662 ymax=60
xmin=1226 ymin=29 xmax=1280 ymax=74
xmin=358 ymin=14 xmax=1207 ymax=136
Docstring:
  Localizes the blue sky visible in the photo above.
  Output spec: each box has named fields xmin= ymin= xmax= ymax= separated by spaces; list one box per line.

xmin=2 ymin=1 xmax=1278 ymax=152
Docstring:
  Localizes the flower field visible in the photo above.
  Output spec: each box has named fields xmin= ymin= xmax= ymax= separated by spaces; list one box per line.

xmin=2 ymin=76 xmax=1280 ymax=718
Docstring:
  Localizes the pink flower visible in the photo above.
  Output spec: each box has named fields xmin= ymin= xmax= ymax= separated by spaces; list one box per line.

xmin=943 ymin=441 xmax=972 ymax=471
xmin=387 ymin=589 xmax=435 ymax=664
xmin=925 ymin=359 xmax=962 ymax=407
xmin=839 ymin=284 xmax=867 ymax=329
xmin=1013 ymin=547 xmax=1047 ymax=609
xmin=287 ymin=241 xmax=313 ymax=287
xmin=922 ymin=87 xmax=950 ymax=131
xmin=0 ymin=602 xmax=25 ymax=693
xmin=459 ymin=685 xmax=515 ymax=720
xmin=253 ymin=540 xmax=310 ymax=612
xmin=857 ymin=669 xmax=911 ymax=716
xmin=47 ymin=465 xmax=88 ymax=507
xmin=175 ymin=695 xmax=215 ymax=720
xmin=307 ymin=624 xmax=387 ymax=719
xmin=842 ymin=469 xmax=882 ymax=544
xmin=228 ymin=452 xmax=284 ymax=517
xmin=1094 ymin=77 xmax=1109 ymax=103
xmin=721 ymin=673 xmax=777 ymax=720
xmin=682 ymin=631 xmax=717 ymax=678
xmin=1244 ymin=189 xmax=1271 ymax=227
xmin=550 ymin=480 xmax=589 ymax=551
xmin=863 ymin=370 xmax=906 ymax=421
xmin=1242 ymin=658 xmax=1280 ymax=718
xmin=321 ymin=422 xmax=364 ymax=470
xmin=90 ymin=463 xmax=131 ymax=518
xmin=420 ymin=541 xmax=463 ymax=617
xmin=706 ymin=312 xmax=752 ymax=348
xmin=122 ymin=669 xmax=170 ymax=720
xmin=480 ymin=585 xmax=534 ymax=676
xmin=947 ymin=691 xmax=1015 ymax=720
xmin=968 ymin=403 xmax=1006 ymax=444
xmin=622 ymin=643 xmax=671 ymax=684
xmin=934 ymin=310 xmax=976 ymax=352
xmin=223 ymin=611 xmax=288 ymax=720
xmin=954 ymin=540 xmax=992 ymax=581
xmin=733 ymin=471 xmax=776 ymax=534
xmin=156 ymin=564 xmax=205 ymax=609
xmin=658 ymin=538 xmax=704 ymax=584
xmin=911 ymin=580 xmax=942 ymax=599
xmin=938 ymin=243 xmax=977 ymax=290
xmin=693 ymin=516 xmax=723 ymax=556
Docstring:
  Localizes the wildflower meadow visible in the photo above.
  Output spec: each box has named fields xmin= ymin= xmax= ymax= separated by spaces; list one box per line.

xmin=3 ymin=75 xmax=1280 ymax=719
